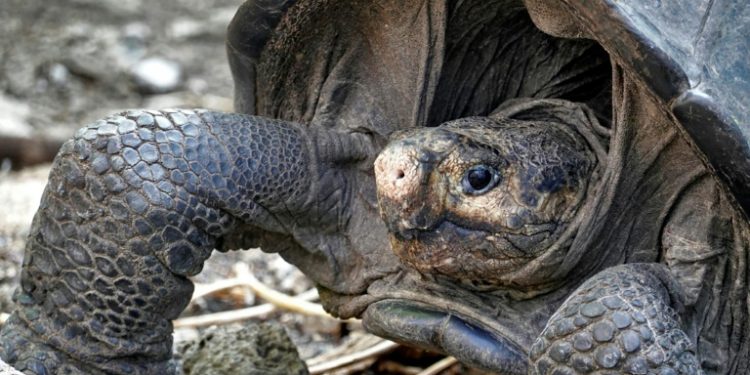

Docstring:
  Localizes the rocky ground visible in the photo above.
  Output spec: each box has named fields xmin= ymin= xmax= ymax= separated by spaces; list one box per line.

xmin=0 ymin=0 xmax=238 ymax=141
xmin=0 ymin=1 xmax=487 ymax=373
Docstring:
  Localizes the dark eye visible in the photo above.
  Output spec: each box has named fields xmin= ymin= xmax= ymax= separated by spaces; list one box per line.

xmin=462 ymin=165 xmax=500 ymax=195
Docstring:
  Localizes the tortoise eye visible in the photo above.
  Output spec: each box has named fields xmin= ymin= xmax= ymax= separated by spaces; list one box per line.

xmin=462 ymin=165 xmax=500 ymax=195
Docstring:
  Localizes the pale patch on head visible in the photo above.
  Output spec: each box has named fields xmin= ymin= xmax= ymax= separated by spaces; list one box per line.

xmin=374 ymin=145 xmax=422 ymax=203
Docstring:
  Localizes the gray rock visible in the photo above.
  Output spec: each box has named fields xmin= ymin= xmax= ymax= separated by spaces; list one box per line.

xmin=130 ymin=57 xmax=183 ymax=94
xmin=47 ymin=63 xmax=70 ymax=86
xmin=177 ymin=322 xmax=309 ymax=375
xmin=0 ymin=94 xmax=31 ymax=137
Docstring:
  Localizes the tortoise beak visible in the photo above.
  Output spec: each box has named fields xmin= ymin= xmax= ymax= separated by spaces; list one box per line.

xmin=374 ymin=140 xmax=445 ymax=240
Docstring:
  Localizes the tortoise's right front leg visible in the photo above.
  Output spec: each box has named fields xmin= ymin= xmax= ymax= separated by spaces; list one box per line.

xmin=0 ymin=110 xmax=368 ymax=374
xmin=530 ymin=264 xmax=702 ymax=375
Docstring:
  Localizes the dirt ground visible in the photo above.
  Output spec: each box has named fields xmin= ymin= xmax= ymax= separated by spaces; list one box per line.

xmin=0 ymin=1 xmax=488 ymax=373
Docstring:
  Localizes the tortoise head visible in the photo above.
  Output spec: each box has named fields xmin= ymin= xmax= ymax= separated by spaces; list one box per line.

xmin=375 ymin=115 xmax=596 ymax=290
xmin=357 ymin=106 xmax=607 ymax=372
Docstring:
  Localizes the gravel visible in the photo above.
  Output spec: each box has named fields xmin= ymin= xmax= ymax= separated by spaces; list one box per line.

xmin=131 ymin=57 xmax=184 ymax=94
xmin=0 ymin=0 xmax=240 ymax=141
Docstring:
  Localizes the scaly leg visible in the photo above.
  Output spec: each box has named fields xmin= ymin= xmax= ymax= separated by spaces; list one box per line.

xmin=530 ymin=264 xmax=702 ymax=375
xmin=0 ymin=109 xmax=371 ymax=374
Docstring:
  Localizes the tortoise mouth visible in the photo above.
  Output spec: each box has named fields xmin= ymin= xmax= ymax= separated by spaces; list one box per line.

xmin=362 ymin=299 xmax=528 ymax=374
xmin=388 ymin=220 xmax=544 ymax=289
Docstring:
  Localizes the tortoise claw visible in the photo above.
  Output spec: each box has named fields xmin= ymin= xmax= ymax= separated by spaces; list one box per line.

xmin=363 ymin=299 xmax=528 ymax=374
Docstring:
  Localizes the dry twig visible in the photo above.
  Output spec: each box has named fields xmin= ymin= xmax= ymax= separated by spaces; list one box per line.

xmin=190 ymin=277 xmax=252 ymax=303
xmin=376 ymin=361 xmax=423 ymax=374
xmin=307 ymin=339 xmax=400 ymax=375
xmin=176 ymin=263 xmax=346 ymax=328
xmin=417 ymin=356 xmax=459 ymax=375
xmin=319 ymin=357 xmax=378 ymax=375
xmin=174 ymin=288 xmax=320 ymax=328
xmin=232 ymin=263 xmax=331 ymax=317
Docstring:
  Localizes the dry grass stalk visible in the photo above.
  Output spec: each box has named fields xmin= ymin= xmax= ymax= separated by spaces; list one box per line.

xmin=174 ymin=288 xmax=320 ymax=328
xmin=416 ymin=356 xmax=459 ymax=375
xmin=231 ymin=263 xmax=332 ymax=317
xmin=307 ymin=339 xmax=400 ymax=375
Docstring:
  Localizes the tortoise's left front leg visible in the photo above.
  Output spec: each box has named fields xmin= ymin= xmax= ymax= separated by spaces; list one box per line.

xmin=0 ymin=109 xmax=370 ymax=374
xmin=530 ymin=264 xmax=702 ymax=375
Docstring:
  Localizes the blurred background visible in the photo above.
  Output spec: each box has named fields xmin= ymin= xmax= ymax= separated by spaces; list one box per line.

xmin=0 ymin=0 xmax=243 ymax=315
xmin=0 ymin=1 xmax=486 ymax=373
xmin=0 ymin=0 xmax=240 ymax=144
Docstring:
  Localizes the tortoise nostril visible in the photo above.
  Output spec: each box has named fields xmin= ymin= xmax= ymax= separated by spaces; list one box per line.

xmin=395 ymin=169 xmax=405 ymax=179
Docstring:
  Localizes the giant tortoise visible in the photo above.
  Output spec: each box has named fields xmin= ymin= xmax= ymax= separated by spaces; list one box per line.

xmin=2 ymin=0 xmax=749 ymax=374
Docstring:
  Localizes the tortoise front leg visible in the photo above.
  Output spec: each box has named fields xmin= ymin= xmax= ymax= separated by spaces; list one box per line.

xmin=0 ymin=110 xmax=368 ymax=374
xmin=530 ymin=264 xmax=702 ymax=375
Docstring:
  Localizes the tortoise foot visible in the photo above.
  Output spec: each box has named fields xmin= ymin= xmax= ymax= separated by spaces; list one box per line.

xmin=0 ymin=314 xmax=108 ymax=375
xmin=530 ymin=264 xmax=703 ymax=375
